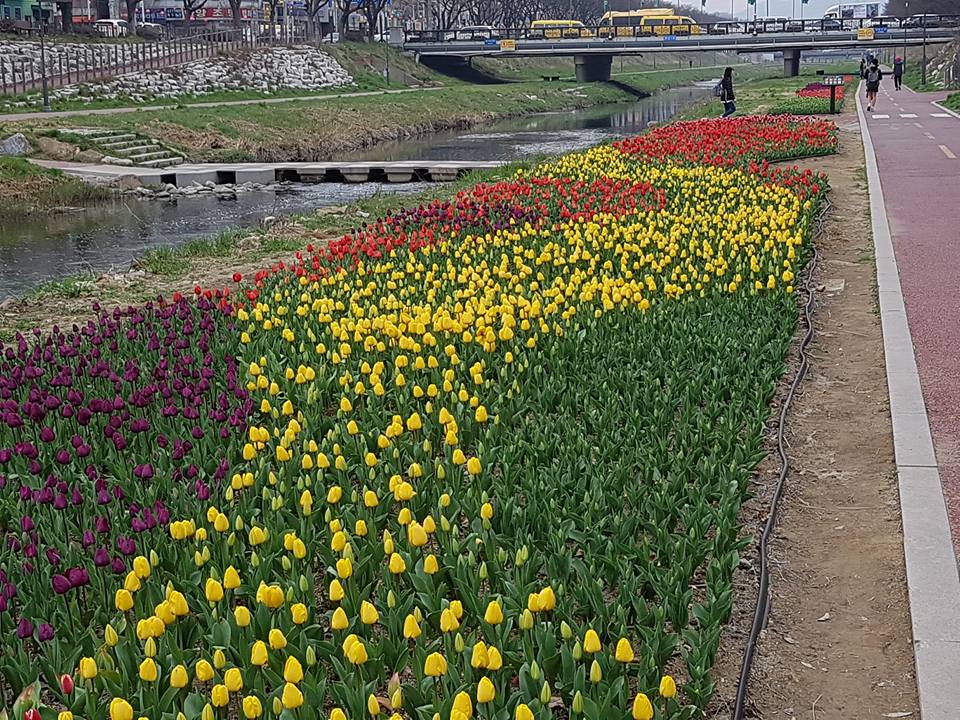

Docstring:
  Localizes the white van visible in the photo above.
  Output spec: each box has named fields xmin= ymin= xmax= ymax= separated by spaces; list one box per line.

xmin=94 ymin=19 xmax=128 ymax=37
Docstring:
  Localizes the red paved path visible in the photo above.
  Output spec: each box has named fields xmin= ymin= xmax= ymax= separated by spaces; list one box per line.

xmin=866 ymin=82 xmax=960 ymax=558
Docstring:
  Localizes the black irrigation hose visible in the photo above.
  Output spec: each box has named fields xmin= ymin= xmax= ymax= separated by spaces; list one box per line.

xmin=731 ymin=198 xmax=830 ymax=720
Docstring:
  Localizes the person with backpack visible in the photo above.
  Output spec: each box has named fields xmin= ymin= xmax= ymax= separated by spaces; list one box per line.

xmin=893 ymin=56 xmax=904 ymax=91
xmin=719 ymin=67 xmax=736 ymax=118
xmin=865 ymin=59 xmax=882 ymax=111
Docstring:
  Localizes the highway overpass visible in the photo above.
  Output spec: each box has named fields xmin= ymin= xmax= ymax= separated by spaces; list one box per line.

xmin=402 ymin=27 xmax=957 ymax=81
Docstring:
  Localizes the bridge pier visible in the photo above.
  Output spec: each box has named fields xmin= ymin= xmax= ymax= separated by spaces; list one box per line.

xmin=783 ymin=49 xmax=801 ymax=77
xmin=574 ymin=54 xmax=613 ymax=82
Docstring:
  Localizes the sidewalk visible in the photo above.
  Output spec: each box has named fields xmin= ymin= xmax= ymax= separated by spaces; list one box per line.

xmin=0 ymin=86 xmax=444 ymax=123
xmin=858 ymin=82 xmax=960 ymax=719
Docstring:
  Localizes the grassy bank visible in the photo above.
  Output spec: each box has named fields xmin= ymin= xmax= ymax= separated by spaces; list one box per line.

xmin=0 ymin=157 xmax=109 ymax=217
xmin=14 ymin=80 xmax=645 ymax=162
xmin=945 ymin=92 xmax=960 ymax=111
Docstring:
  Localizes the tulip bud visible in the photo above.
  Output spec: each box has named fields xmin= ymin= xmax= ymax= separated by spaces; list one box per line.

xmin=540 ymin=681 xmax=551 ymax=705
xmin=572 ymin=640 xmax=583 ymax=660
xmin=561 ymin=621 xmax=573 ymax=640
xmin=59 ymin=674 xmax=75 ymax=695
xmin=478 ymin=562 xmax=488 ymax=580
xmin=454 ymin=633 xmax=465 ymax=653
xmin=572 ymin=691 xmax=584 ymax=714
xmin=387 ymin=590 xmax=397 ymax=609
xmin=497 ymin=548 xmax=508 ymax=565
xmin=251 ymin=552 xmax=260 ymax=568
xmin=299 ymin=574 xmax=309 ymax=592
xmin=144 ymin=637 xmax=157 ymax=658
xmin=225 ymin=487 xmax=234 ymax=502
xmin=519 ymin=609 xmax=534 ymax=630
xmin=202 ymin=704 xmax=215 ymax=720
xmin=306 ymin=646 xmax=317 ymax=667
xmin=390 ymin=688 xmax=403 ymax=710
xmin=105 ymin=624 xmax=118 ymax=647
xmin=589 ymin=660 xmax=602 ymax=684
xmin=281 ymin=556 xmax=292 ymax=572
xmin=529 ymin=661 xmax=541 ymax=681
xmin=515 ymin=548 xmax=525 ymax=567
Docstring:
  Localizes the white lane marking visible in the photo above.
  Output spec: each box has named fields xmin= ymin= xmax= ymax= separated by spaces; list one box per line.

xmin=914 ymin=123 xmax=924 ymax=129
xmin=925 ymin=132 xmax=936 ymax=140
xmin=931 ymin=113 xmax=951 ymax=118
xmin=873 ymin=114 xmax=890 ymax=119
xmin=900 ymin=113 xmax=918 ymax=118
xmin=940 ymin=145 xmax=957 ymax=159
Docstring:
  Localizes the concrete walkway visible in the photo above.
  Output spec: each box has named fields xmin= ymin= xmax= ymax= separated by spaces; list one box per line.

xmin=857 ymin=83 xmax=960 ymax=720
xmin=0 ymin=86 xmax=446 ymax=123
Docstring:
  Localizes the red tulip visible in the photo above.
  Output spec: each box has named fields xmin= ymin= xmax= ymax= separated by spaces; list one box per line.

xmin=232 ymin=272 xmax=242 ymax=283
xmin=60 ymin=673 xmax=75 ymax=694
xmin=25 ymin=709 xmax=41 ymax=720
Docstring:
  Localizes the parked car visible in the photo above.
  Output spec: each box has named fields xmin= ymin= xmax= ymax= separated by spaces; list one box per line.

xmin=868 ymin=16 xmax=898 ymax=28
xmin=786 ymin=19 xmax=804 ymax=32
xmin=903 ymin=14 xmax=940 ymax=28
xmin=94 ymin=18 xmax=127 ymax=37
xmin=818 ymin=18 xmax=843 ymax=31
xmin=444 ymin=25 xmax=498 ymax=41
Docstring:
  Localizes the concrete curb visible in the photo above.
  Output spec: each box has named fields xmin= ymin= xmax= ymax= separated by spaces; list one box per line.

xmin=931 ymin=100 xmax=960 ymax=120
xmin=857 ymin=89 xmax=960 ymax=720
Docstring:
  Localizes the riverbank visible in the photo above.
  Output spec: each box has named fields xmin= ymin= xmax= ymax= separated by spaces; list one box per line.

xmin=0 ymin=156 xmax=108 ymax=217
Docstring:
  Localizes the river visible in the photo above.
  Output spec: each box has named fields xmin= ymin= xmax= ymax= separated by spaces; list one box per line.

xmin=0 ymin=84 xmax=712 ymax=299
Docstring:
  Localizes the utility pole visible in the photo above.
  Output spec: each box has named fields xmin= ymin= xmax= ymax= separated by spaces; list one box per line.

xmin=921 ymin=16 xmax=927 ymax=85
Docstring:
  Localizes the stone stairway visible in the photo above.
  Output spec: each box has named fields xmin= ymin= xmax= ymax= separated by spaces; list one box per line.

xmin=56 ymin=128 xmax=184 ymax=168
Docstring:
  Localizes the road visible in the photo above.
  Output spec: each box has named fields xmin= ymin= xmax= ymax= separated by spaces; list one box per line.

xmin=865 ymin=82 xmax=960 ymax=556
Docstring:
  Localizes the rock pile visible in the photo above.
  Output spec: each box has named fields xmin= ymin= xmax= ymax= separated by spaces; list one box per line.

xmin=5 ymin=46 xmax=353 ymax=105
xmin=119 ymin=179 xmax=290 ymax=200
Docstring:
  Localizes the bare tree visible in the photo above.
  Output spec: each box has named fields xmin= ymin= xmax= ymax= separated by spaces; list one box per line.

xmin=183 ymin=0 xmax=209 ymax=25
xmin=361 ymin=0 xmax=389 ymax=39
xmin=227 ymin=0 xmax=243 ymax=27
xmin=125 ymin=0 xmax=140 ymax=34
xmin=304 ymin=0 xmax=328 ymax=38
xmin=334 ymin=0 xmax=354 ymax=39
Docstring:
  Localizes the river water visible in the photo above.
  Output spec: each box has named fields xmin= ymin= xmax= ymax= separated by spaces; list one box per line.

xmin=0 ymin=84 xmax=711 ymax=299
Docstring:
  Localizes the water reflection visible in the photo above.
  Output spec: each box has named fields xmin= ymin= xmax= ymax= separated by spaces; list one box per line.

xmin=0 ymin=84 xmax=713 ymax=299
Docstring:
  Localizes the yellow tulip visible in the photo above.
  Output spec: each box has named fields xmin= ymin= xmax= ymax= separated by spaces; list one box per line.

xmin=388 ymin=553 xmax=407 ymax=574
xmin=584 ymin=629 xmax=601 ymax=653
xmin=360 ymin=600 xmax=380 ymax=625
xmin=282 ymin=683 xmax=303 ymax=710
xmin=515 ymin=704 xmax=534 ymax=720
xmin=452 ymin=691 xmax=473 ymax=717
xmin=283 ymin=656 xmax=304 ymax=684
xmin=615 ymin=638 xmax=635 ymax=663
xmin=471 ymin=641 xmax=489 ymax=669
xmin=291 ymin=603 xmax=309 ymax=625
xmin=486 ymin=646 xmax=503 ymax=671
xmin=424 ymin=652 xmax=447 ymax=677
xmin=403 ymin=613 xmax=421 ymax=639
xmin=483 ymin=600 xmax=504 ymax=625
xmin=632 ymin=693 xmax=654 ymax=720
xmin=223 ymin=566 xmax=241 ymax=589
xmin=659 ymin=675 xmax=677 ymax=699
xmin=234 ymin=605 xmax=252 ymax=627
xmin=195 ymin=659 xmax=215 ymax=682
xmin=79 ymin=657 xmax=98 ymax=680
xmin=224 ymin=668 xmax=243 ymax=693
xmin=269 ymin=628 xmax=287 ymax=649
xmin=169 ymin=664 xmax=189 ymax=689
xmin=367 ymin=694 xmax=381 ymax=716
xmin=250 ymin=641 xmax=269 ymax=666
xmin=242 ymin=695 xmax=263 ymax=719
xmin=477 ymin=677 xmax=496 ymax=704
xmin=114 ymin=589 xmax=134 ymax=612
xmin=211 ymin=684 xmax=229 ymax=708
xmin=466 ymin=457 xmax=482 ymax=475
xmin=204 ymin=578 xmax=224 ymax=603
xmin=138 ymin=658 xmax=158 ymax=683
xmin=109 ymin=699 xmax=133 ymax=720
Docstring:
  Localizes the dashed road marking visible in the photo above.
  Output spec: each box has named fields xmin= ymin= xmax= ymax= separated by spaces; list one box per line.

xmin=931 ymin=112 xmax=951 ymax=118
xmin=873 ymin=114 xmax=890 ymax=119
xmin=925 ymin=132 xmax=936 ymax=139
xmin=900 ymin=113 xmax=918 ymax=118
xmin=940 ymin=145 xmax=957 ymax=159
xmin=914 ymin=123 xmax=924 ymax=129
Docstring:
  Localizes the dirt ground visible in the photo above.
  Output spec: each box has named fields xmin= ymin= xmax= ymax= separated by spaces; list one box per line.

xmin=712 ymin=108 xmax=918 ymax=718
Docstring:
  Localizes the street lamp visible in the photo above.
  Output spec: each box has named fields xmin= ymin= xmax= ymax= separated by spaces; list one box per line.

xmin=39 ymin=1 xmax=51 ymax=112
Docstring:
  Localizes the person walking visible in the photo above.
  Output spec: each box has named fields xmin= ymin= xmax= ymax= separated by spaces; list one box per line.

xmin=893 ymin=55 xmax=904 ymax=91
xmin=720 ymin=66 xmax=736 ymax=118
xmin=865 ymin=58 xmax=882 ymax=111
xmin=860 ymin=57 xmax=867 ymax=79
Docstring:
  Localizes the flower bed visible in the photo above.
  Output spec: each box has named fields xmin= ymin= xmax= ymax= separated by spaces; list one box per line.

xmin=769 ymin=77 xmax=852 ymax=116
xmin=0 ymin=116 xmax=836 ymax=720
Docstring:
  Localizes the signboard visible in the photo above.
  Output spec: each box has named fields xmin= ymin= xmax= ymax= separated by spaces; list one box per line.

xmin=840 ymin=3 xmax=880 ymax=19
xmin=499 ymin=39 xmax=516 ymax=51
xmin=857 ymin=27 xmax=875 ymax=40
xmin=822 ymin=75 xmax=845 ymax=86
xmin=664 ymin=34 xmax=677 ymax=41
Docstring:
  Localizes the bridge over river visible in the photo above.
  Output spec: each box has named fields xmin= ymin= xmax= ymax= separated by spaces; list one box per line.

xmin=401 ymin=20 xmax=957 ymax=81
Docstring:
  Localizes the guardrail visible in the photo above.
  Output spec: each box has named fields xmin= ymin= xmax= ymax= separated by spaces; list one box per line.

xmin=403 ymin=15 xmax=960 ymax=44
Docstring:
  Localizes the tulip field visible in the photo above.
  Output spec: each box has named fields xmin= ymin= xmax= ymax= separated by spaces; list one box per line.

xmin=0 ymin=115 xmax=837 ymax=720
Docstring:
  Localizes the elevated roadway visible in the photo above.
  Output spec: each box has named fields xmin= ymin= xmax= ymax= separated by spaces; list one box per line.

xmin=403 ymin=27 xmax=957 ymax=80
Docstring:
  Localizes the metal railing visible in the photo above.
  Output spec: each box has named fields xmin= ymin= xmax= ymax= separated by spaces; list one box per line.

xmin=0 ymin=26 xmax=296 ymax=98
xmin=403 ymin=14 xmax=960 ymax=44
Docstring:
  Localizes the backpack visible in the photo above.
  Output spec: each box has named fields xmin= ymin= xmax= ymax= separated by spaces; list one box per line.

xmin=713 ymin=81 xmax=723 ymax=98
xmin=866 ymin=67 xmax=880 ymax=83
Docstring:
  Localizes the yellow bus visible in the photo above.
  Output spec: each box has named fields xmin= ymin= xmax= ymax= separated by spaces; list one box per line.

xmin=598 ymin=9 xmax=701 ymax=37
xmin=529 ymin=19 xmax=593 ymax=39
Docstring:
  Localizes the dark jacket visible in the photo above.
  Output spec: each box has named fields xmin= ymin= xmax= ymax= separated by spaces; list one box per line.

xmin=865 ymin=65 xmax=883 ymax=85
xmin=893 ymin=60 xmax=904 ymax=77
xmin=721 ymin=75 xmax=734 ymax=101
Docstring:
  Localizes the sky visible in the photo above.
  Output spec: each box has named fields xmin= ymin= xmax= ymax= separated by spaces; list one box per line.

xmin=697 ymin=0 xmax=882 ymax=19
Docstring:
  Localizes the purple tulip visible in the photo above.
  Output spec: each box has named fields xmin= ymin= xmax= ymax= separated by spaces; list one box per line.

xmin=94 ymin=516 xmax=110 ymax=534
xmin=39 ymin=426 xmax=55 ymax=443
xmin=51 ymin=574 xmax=71 ymax=594
xmin=20 ymin=516 xmax=35 ymax=533
xmin=16 ymin=617 xmax=33 ymax=638
xmin=38 ymin=623 xmax=55 ymax=642
xmin=111 ymin=556 xmax=125 ymax=574
xmin=81 ymin=530 xmax=95 ymax=548
xmin=93 ymin=548 xmax=110 ymax=566
xmin=45 ymin=548 xmax=61 ymax=566
xmin=67 ymin=567 xmax=89 ymax=587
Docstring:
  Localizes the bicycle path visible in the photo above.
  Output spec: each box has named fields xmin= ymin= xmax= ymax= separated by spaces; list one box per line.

xmin=862 ymin=83 xmax=960 ymax=554
xmin=0 ymin=85 xmax=446 ymax=123
xmin=858 ymin=82 xmax=960 ymax=720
